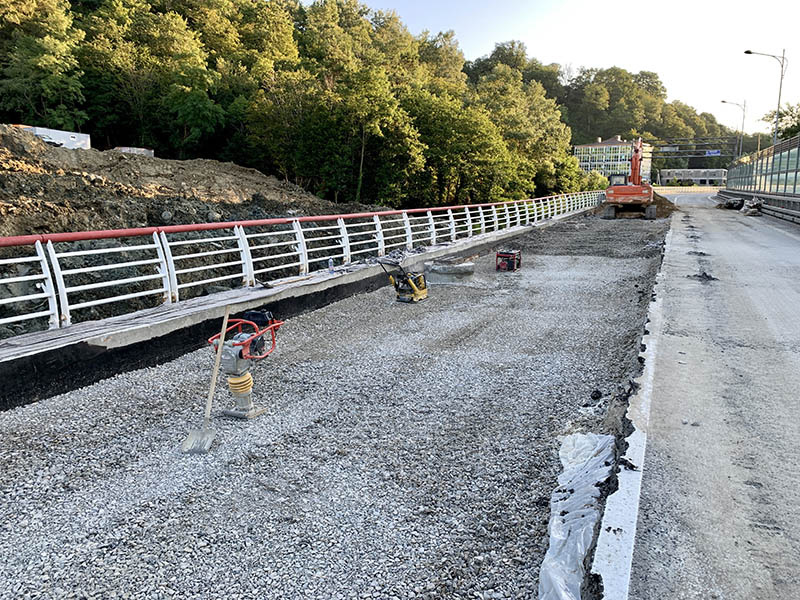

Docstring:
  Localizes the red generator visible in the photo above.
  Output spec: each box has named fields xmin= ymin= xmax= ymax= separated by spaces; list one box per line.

xmin=496 ymin=249 xmax=521 ymax=271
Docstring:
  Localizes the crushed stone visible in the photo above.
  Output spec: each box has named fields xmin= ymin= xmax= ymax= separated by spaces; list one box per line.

xmin=0 ymin=215 xmax=668 ymax=599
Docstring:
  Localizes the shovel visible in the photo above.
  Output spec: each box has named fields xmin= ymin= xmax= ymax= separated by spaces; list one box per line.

xmin=181 ymin=305 xmax=231 ymax=454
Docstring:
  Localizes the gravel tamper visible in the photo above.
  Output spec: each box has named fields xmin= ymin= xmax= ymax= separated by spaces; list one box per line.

xmin=182 ymin=308 xmax=284 ymax=454
xmin=206 ymin=310 xmax=284 ymax=419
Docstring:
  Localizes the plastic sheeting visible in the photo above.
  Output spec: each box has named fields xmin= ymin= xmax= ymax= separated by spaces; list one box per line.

xmin=539 ymin=433 xmax=616 ymax=600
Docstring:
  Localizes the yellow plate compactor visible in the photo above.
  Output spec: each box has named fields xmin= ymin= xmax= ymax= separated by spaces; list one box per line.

xmin=378 ymin=257 xmax=428 ymax=302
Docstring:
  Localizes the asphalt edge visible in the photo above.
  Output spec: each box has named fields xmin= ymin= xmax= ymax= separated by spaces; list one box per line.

xmin=588 ymin=218 xmax=675 ymax=597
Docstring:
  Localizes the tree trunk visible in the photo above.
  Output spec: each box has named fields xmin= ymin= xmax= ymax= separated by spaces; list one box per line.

xmin=453 ymin=173 xmax=463 ymax=204
xmin=355 ymin=124 xmax=367 ymax=204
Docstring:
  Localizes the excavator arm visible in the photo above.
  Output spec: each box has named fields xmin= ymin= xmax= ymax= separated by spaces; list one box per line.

xmin=629 ymin=138 xmax=643 ymax=186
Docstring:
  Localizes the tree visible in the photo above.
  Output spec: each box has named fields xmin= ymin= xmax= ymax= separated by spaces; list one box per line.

xmin=585 ymin=170 xmax=609 ymax=190
xmin=400 ymin=88 xmax=511 ymax=206
xmin=80 ymin=0 xmax=221 ymax=154
xmin=0 ymin=0 xmax=86 ymax=128
xmin=522 ymin=58 xmax=564 ymax=100
xmin=763 ymin=102 xmax=800 ymax=140
xmin=417 ymin=30 xmax=467 ymax=96
xmin=633 ymin=71 xmax=666 ymax=99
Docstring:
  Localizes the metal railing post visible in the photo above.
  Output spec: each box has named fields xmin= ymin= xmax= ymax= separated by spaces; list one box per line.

xmin=373 ymin=215 xmax=385 ymax=256
xmin=514 ymin=201 xmax=522 ymax=226
xmin=34 ymin=240 xmax=59 ymax=329
xmin=45 ymin=241 xmax=70 ymax=327
xmin=492 ymin=205 xmax=499 ymax=231
xmin=234 ymin=226 xmax=255 ymax=287
xmin=338 ymin=218 xmax=352 ymax=263
xmin=401 ymin=212 xmax=413 ymax=249
xmin=427 ymin=211 xmax=436 ymax=245
xmin=158 ymin=232 xmax=179 ymax=302
xmin=292 ymin=220 xmax=309 ymax=274
xmin=152 ymin=232 xmax=173 ymax=302
xmin=478 ymin=206 xmax=486 ymax=233
xmin=447 ymin=209 xmax=456 ymax=242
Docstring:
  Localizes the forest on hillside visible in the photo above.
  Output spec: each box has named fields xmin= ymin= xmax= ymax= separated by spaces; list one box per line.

xmin=0 ymin=0 xmax=762 ymax=207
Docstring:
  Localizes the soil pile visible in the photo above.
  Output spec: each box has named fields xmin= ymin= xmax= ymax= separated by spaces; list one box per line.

xmin=652 ymin=191 xmax=678 ymax=217
xmin=0 ymin=124 xmax=383 ymax=238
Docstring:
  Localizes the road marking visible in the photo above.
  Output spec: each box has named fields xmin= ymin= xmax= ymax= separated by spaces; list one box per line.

xmin=590 ymin=225 xmax=673 ymax=597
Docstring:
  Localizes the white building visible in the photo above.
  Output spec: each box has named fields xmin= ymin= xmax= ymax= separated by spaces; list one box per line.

xmin=573 ymin=135 xmax=653 ymax=182
xmin=658 ymin=169 xmax=727 ymax=186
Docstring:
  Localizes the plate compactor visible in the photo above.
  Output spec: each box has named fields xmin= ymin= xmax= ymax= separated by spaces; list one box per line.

xmin=378 ymin=257 xmax=428 ymax=302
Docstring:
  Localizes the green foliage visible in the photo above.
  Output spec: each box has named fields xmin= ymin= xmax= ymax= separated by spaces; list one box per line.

xmin=585 ymin=170 xmax=609 ymax=191
xmin=0 ymin=0 xmax=87 ymax=128
xmin=399 ymin=88 xmax=511 ymax=206
xmin=763 ymin=102 xmax=800 ymax=140
xmin=0 ymin=5 xmax=743 ymax=207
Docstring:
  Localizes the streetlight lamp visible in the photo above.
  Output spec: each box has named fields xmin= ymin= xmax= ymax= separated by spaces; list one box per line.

xmin=744 ymin=49 xmax=787 ymax=146
xmin=721 ymin=99 xmax=746 ymax=157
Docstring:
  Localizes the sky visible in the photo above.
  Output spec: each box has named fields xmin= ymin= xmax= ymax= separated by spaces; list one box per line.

xmin=358 ymin=0 xmax=800 ymax=136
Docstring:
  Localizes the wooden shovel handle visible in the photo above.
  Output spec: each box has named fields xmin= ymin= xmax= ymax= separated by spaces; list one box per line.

xmin=204 ymin=305 xmax=231 ymax=426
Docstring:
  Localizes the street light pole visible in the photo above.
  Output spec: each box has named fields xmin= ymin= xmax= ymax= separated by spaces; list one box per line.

xmin=744 ymin=49 xmax=787 ymax=146
xmin=721 ymin=100 xmax=746 ymax=157
xmin=773 ymin=49 xmax=786 ymax=146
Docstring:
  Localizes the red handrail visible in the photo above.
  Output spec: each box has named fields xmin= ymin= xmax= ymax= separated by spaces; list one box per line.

xmin=0 ymin=196 xmax=559 ymax=248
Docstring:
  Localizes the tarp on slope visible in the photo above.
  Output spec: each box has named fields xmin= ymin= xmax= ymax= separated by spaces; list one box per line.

xmin=539 ymin=433 xmax=616 ymax=600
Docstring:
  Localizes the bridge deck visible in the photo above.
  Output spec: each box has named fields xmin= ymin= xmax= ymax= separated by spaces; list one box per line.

xmin=629 ymin=194 xmax=800 ymax=599
xmin=0 ymin=224 xmax=538 ymax=410
xmin=0 ymin=214 xmax=666 ymax=597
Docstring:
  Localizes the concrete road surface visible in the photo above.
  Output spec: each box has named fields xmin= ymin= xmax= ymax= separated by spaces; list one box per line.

xmin=630 ymin=193 xmax=800 ymax=599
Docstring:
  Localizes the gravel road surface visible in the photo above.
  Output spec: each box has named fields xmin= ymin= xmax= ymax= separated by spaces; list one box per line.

xmin=630 ymin=194 xmax=800 ymax=599
xmin=1 ymin=216 xmax=667 ymax=600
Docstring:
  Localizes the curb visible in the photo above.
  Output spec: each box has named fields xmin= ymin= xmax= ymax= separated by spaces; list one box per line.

xmin=589 ymin=223 xmax=674 ymax=597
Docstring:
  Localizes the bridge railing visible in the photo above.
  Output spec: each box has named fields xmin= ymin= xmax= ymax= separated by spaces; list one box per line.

xmin=0 ymin=191 xmax=602 ymax=336
xmin=727 ymin=134 xmax=800 ymax=197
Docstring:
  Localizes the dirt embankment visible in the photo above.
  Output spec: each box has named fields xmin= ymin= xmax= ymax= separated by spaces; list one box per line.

xmin=0 ymin=124 xmax=383 ymax=238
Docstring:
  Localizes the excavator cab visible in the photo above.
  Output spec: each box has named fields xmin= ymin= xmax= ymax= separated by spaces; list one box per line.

xmin=608 ymin=174 xmax=628 ymax=186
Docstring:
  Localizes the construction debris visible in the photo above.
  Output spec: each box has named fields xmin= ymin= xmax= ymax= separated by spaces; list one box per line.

xmin=424 ymin=257 xmax=476 ymax=284
xmin=715 ymin=195 xmax=744 ymax=210
xmin=739 ymin=196 xmax=762 ymax=216
xmin=539 ymin=433 xmax=616 ymax=600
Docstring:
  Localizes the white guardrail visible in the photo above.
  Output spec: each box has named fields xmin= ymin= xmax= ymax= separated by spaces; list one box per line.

xmin=0 ymin=192 xmax=603 ymax=332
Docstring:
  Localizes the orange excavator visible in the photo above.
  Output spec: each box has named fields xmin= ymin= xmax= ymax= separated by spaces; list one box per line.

xmin=602 ymin=137 xmax=656 ymax=220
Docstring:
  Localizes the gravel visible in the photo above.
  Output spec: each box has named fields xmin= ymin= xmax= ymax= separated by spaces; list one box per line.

xmin=0 ymin=215 xmax=668 ymax=599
